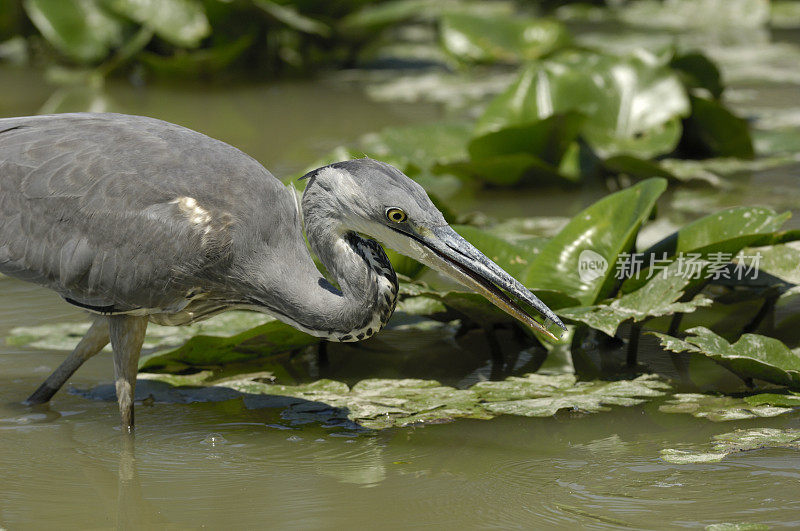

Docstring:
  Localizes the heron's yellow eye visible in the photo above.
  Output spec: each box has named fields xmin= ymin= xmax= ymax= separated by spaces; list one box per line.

xmin=386 ymin=208 xmax=407 ymax=223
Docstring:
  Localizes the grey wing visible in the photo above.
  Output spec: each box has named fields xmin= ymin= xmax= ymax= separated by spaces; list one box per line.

xmin=0 ymin=113 xmax=295 ymax=314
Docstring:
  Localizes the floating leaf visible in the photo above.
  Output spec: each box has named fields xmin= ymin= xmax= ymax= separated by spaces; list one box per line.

xmin=24 ymin=0 xmax=124 ymax=63
xmin=522 ymin=178 xmax=667 ymax=305
xmin=653 ymin=327 xmax=800 ymax=389
xmin=658 ymin=393 xmax=794 ymax=421
xmin=103 ymin=0 xmax=209 ymax=47
xmin=473 ymin=373 xmax=670 ymax=417
xmin=559 ymin=262 xmax=712 ymax=336
xmin=477 ymin=51 xmax=690 ymax=158
xmin=661 ymin=428 xmax=800 ymax=464
xmin=439 ymin=13 xmax=569 ymax=63
xmin=82 ymin=371 xmax=670 ymax=429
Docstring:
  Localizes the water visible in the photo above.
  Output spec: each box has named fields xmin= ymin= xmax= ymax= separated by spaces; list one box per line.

xmin=3 ymin=36 xmax=800 ymax=528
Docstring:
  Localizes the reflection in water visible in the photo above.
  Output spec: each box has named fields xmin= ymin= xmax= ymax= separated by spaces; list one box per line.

xmin=313 ymin=437 xmax=387 ymax=487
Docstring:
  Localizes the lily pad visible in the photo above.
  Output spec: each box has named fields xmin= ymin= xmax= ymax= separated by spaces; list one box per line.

xmin=559 ymin=262 xmax=713 ymax=336
xmin=652 ymin=327 xmax=800 ymax=389
xmin=476 ymin=51 xmax=690 ymax=158
xmin=439 ymin=12 xmax=569 ymax=64
xmin=661 ymin=428 xmax=800 ymax=464
xmin=658 ymin=393 xmax=794 ymax=421
xmin=522 ymin=178 xmax=667 ymax=305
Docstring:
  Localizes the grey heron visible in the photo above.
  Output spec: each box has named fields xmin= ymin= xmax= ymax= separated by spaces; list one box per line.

xmin=0 ymin=113 xmax=566 ymax=432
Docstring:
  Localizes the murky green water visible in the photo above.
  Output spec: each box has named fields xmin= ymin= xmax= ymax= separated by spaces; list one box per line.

xmin=3 ymin=33 xmax=800 ymax=527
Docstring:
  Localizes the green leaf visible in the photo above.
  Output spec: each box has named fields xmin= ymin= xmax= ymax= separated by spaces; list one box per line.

xmin=754 ymin=244 xmax=800 ymax=285
xmin=661 ymin=428 xmax=800 ymax=464
xmin=522 ymin=178 xmax=667 ymax=305
xmin=658 ymin=393 xmax=795 ymax=421
xmin=681 ymin=95 xmax=754 ymax=158
xmin=439 ymin=13 xmax=569 ymax=64
xmin=254 ymin=0 xmax=331 ymax=37
xmin=623 ymin=206 xmax=790 ymax=292
xmin=559 ymin=261 xmax=712 ymax=336
xmin=140 ymin=320 xmax=320 ymax=371
xmin=24 ymin=0 xmax=124 ymax=63
xmin=477 ymin=51 xmax=690 ymax=158
xmin=646 ymin=207 xmax=789 ymax=258
xmin=103 ymin=0 xmax=209 ymax=48
xmin=653 ymin=327 xmax=800 ymax=389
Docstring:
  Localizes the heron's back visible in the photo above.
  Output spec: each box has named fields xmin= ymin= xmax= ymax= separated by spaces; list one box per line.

xmin=0 ymin=113 xmax=303 ymax=315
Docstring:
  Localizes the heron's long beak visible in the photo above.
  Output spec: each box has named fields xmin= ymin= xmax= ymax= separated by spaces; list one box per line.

xmin=414 ymin=225 xmax=567 ymax=341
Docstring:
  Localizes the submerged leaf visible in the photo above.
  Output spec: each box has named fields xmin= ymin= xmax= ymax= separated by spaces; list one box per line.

xmin=661 ymin=428 xmax=800 ymax=464
xmin=653 ymin=327 xmax=800 ymax=389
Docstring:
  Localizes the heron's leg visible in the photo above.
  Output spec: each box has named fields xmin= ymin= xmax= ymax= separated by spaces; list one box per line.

xmin=109 ymin=315 xmax=148 ymax=433
xmin=25 ymin=316 xmax=111 ymax=405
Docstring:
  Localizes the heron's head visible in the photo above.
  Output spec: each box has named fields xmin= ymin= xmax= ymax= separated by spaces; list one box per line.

xmin=300 ymin=158 xmax=567 ymax=340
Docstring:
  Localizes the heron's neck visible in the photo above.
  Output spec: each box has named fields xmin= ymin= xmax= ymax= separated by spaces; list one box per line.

xmin=301 ymin=216 xmax=398 ymax=342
